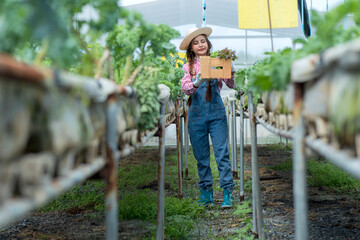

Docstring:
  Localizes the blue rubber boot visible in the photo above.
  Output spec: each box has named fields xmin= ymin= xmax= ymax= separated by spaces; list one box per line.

xmin=221 ymin=189 xmax=233 ymax=208
xmin=197 ymin=189 xmax=214 ymax=206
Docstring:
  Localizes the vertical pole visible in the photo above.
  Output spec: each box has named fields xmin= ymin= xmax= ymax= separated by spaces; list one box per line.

xmin=245 ymin=30 xmax=248 ymax=147
xmin=183 ymin=98 xmax=189 ymax=178
xmin=175 ymin=99 xmax=183 ymax=198
xmin=180 ymin=100 xmax=184 ymax=177
xmin=156 ymin=103 xmax=166 ymax=240
xmin=234 ymin=100 xmax=238 ymax=178
xmin=229 ymin=99 xmax=236 ymax=176
xmin=226 ymin=98 xmax=231 ymax=154
xmin=231 ymin=100 xmax=238 ymax=178
xmin=202 ymin=0 xmax=206 ymax=27
xmin=249 ymin=92 xmax=264 ymax=240
xmin=293 ymin=83 xmax=308 ymax=240
xmin=240 ymin=99 xmax=245 ymax=201
xmin=105 ymin=95 xmax=119 ymax=240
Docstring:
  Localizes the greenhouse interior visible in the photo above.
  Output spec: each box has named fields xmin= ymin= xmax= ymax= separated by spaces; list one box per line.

xmin=0 ymin=0 xmax=360 ymax=239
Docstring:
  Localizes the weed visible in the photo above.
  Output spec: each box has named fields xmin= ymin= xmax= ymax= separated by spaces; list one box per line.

xmin=38 ymin=145 xmax=254 ymax=239
xmin=119 ymin=189 xmax=157 ymax=220
xmin=244 ymin=172 xmax=252 ymax=193
xmin=118 ymin=164 xmax=157 ymax=189
xmin=233 ymin=201 xmax=255 ymax=240
xmin=165 ymin=215 xmax=196 ymax=239
xmin=40 ymin=180 xmax=105 ymax=212
xmin=307 ymin=158 xmax=360 ymax=193
xmin=234 ymin=200 xmax=252 ymax=218
xmin=268 ymin=159 xmax=293 ymax=171
xmin=165 ymin=197 xmax=204 ymax=218
xmin=263 ymin=143 xmax=292 ymax=151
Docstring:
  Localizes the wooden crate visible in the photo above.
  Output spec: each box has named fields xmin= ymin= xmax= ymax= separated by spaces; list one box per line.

xmin=200 ymin=56 xmax=231 ymax=79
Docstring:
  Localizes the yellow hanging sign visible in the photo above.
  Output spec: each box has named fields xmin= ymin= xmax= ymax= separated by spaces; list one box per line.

xmin=238 ymin=0 xmax=298 ymax=29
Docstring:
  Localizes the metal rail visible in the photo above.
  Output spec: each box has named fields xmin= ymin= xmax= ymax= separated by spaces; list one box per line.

xmin=0 ymin=158 xmax=106 ymax=228
xmin=0 ymin=56 xmax=173 ymax=240
xmin=255 ymin=116 xmax=293 ymax=139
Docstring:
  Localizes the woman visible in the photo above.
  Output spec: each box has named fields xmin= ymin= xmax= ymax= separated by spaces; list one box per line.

xmin=180 ymin=27 xmax=236 ymax=208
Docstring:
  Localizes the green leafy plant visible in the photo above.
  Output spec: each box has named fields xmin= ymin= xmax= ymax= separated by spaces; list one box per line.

xmin=106 ymin=9 xmax=180 ymax=85
xmin=106 ymin=10 xmax=182 ymax=131
xmin=211 ymin=48 xmax=238 ymax=61
xmin=133 ymin=67 xmax=161 ymax=131
xmin=233 ymin=200 xmax=255 ymax=240
xmin=156 ymin=54 xmax=186 ymax=101
xmin=0 ymin=0 xmax=119 ymax=70
xmin=217 ymin=47 xmax=238 ymax=61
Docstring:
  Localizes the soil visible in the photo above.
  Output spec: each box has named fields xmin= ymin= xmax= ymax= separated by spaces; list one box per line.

xmin=1 ymin=145 xmax=360 ymax=240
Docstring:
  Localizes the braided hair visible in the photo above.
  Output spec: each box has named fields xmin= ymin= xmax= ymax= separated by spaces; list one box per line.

xmin=186 ymin=34 xmax=213 ymax=106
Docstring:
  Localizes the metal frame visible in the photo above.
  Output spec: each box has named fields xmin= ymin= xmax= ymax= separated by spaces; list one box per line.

xmin=0 ymin=58 xmax=173 ymax=239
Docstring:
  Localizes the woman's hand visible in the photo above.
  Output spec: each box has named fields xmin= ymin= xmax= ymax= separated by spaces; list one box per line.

xmin=193 ymin=72 xmax=207 ymax=87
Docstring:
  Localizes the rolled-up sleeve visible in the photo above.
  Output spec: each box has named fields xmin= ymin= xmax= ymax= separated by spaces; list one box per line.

xmin=181 ymin=63 xmax=197 ymax=96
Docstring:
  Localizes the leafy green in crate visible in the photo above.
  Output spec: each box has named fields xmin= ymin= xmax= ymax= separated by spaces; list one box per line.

xmin=217 ymin=47 xmax=238 ymax=61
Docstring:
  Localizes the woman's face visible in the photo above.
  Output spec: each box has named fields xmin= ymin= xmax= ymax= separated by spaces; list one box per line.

xmin=191 ymin=35 xmax=208 ymax=58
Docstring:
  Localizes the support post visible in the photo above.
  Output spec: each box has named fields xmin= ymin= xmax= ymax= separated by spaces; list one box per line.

xmin=180 ymin=100 xmax=184 ymax=178
xmin=240 ymin=100 xmax=245 ymax=201
xmin=105 ymin=95 xmax=119 ymax=240
xmin=175 ymin=99 xmax=183 ymax=198
xmin=156 ymin=103 xmax=166 ymax=240
xmin=183 ymin=98 xmax=189 ymax=178
xmin=249 ymin=92 xmax=264 ymax=239
xmin=293 ymin=83 xmax=308 ymax=240
xmin=231 ymin=99 xmax=238 ymax=178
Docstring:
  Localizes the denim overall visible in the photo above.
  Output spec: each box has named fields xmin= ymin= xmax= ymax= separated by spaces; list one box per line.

xmin=188 ymin=78 xmax=234 ymax=191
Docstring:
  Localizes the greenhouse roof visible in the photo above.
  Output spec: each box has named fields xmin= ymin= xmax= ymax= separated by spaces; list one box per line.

xmin=124 ymin=0 xmax=306 ymax=39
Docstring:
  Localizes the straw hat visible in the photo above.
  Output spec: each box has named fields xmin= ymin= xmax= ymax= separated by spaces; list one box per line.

xmin=179 ymin=27 xmax=212 ymax=50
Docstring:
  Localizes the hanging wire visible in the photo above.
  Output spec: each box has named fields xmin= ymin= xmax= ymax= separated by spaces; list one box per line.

xmin=267 ymin=0 xmax=274 ymax=52
xmin=245 ymin=30 xmax=248 ymax=68
xmin=310 ymin=0 xmax=312 ymax=36
xmin=301 ymin=0 xmax=304 ymax=37
xmin=326 ymin=0 xmax=329 ymax=11
xmin=202 ymin=0 xmax=206 ymax=27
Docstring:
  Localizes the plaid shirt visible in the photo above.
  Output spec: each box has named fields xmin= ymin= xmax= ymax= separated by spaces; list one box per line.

xmin=181 ymin=58 xmax=236 ymax=96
